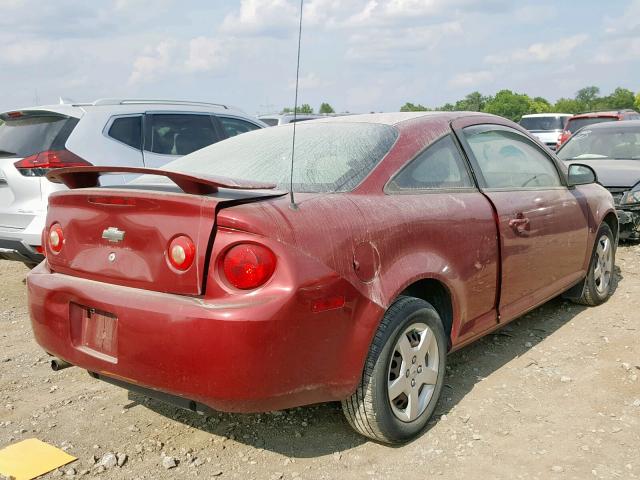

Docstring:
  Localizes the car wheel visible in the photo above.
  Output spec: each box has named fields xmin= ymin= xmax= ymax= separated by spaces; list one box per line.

xmin=573 ymin=223 xmax=616 ymax=306
xmin=341 ymin=296 xmax=447 ymax=444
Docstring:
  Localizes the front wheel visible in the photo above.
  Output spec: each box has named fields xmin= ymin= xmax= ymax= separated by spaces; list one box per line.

xmin=572 ymin=223 xmax=616 ymax=306
xmin=342 ymin=296 xmax=447 ymax=444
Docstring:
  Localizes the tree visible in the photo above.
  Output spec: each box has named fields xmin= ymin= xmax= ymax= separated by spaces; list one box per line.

xmin=600 ymin=87 xmax=636 ymax=110
xmin=399 ymin=102 xmax=430 ymax=112
xmin=554 ymin=97 xmax=583 ymax=114
xmin=483 ymin=90 xmax=532 ymax=121
xmin=528 ymin=96 xmax=552 ymax=114
xmin=319 ymin=102 xmax=335 ymax=114
xmin=454 ymin=91 xmax=490 ymax=112
xmin=281 ymin=104 xmax=314 ymax=114
xmin=635 ymin=93 xmax=640 ymax=112
xmin=575 ymin=86 xmax=600 ymax=111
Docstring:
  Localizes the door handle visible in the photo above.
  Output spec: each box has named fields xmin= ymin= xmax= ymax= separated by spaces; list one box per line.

xmin=508 ymin=215 xmax=530 ymax=235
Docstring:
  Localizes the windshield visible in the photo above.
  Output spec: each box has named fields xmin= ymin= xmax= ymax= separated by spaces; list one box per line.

xmin=557 ymin=127 xmax=640 ymax=160
xmin=159 ymin=122 xmax=399 ymax=193
xmin=519 ymin=116 xmax=565 ymax=131
xmin=0 ymin=114 xmax=77 ymax=157
xmin=567 ymin=117 xmax=616 ymax=133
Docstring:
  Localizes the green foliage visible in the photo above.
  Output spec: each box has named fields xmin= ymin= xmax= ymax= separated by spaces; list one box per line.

xmin=400 ymin=102 xmax=430 ymax=112
xmin=319 ymin=102 xmax=335 ymax=114
xmin=399 ymin=86 xmax=640 ymax=120
xmin=483 ymin=90 xmax=532 ymax=121
xmin=282 ymin=104 xmax=314 ymax=114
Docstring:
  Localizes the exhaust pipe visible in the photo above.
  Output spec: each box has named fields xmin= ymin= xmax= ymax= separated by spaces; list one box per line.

xmin=51 ymin=357 xmax=72 ymax=371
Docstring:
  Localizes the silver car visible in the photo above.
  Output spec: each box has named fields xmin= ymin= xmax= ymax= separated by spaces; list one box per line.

xmin=519 ymin=113 xmax=572 ymax=150
xmin=0 ymin=98 xmax=265 ymax=266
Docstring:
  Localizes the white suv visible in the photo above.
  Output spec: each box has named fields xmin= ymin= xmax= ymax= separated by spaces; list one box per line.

xmin=519 ymin=113 xmax=571 ymax=150
xmin=0 ymin=98 xmax=266 ymax=266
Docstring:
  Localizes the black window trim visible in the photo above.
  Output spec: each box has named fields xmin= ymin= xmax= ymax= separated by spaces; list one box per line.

xmin=384 ymin=132 xmax=479 ymax=195
xmin=453 ymin=122 xmax=570 ymax=192
xmin=143 ymin=110 xmax=220 ymax=156
xmin=103 ymin=114 xmax=143 ymax=152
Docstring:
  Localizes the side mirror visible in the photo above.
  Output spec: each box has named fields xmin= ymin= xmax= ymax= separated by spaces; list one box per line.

xmin=567 ymin=163 xmax=598 ymax=186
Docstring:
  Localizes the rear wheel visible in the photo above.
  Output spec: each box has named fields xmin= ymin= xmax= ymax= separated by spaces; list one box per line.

xmin=572 ymin=223 xmax=615 ymax=306
xmin=342 ymin=296 xmax=446 ymax=444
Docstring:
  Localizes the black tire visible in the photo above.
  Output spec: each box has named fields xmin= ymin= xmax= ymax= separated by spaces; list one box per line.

xmin=341 ymin=296 xmax=447 ymax=444
xmin=572 ymin=223 xmax=616 ymax=306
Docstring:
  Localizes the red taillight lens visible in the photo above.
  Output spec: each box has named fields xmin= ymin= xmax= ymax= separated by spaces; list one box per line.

xmin=167 ymin=235 xmax=196 ymax=271
xmin=48 ymin=224 xmax=64 ymax=254
xmin=222 ymin=243 xmax=276 ymax=290
xmin=14 ymin=150 xmax=91 ymax=177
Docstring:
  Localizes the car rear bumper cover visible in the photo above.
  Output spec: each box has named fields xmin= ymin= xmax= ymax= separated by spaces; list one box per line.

xmin=27 ymin=262 xmax=377 ymax=413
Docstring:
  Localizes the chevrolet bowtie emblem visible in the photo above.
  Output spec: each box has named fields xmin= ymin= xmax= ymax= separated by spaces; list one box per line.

xmin=102 ymin=227 xmax=125 ymax=243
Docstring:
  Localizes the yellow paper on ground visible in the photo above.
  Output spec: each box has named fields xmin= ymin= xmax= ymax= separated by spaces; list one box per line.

xmin=0 ymin=438 xmax=76 ymax=480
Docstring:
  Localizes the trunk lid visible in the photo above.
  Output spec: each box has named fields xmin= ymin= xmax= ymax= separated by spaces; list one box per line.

xmin=45 ymin=187 xmax=282 ymax=295
xmin=44 ymin=166 xmax=283 ymax=295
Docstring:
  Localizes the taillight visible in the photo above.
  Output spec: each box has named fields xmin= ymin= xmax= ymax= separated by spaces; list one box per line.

xmin=222 ymin=243 xmax=276 ymax=290
xmin=167 ymin=235 xmax=196 ymax=271
xmin=48 ymin=224 xmax=64 ymax=254
xmin=14 ymin=150 xmax=91 ymax=177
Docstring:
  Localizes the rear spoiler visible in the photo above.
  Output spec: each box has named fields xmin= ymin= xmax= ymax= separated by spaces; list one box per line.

xmin=46 ymin=166 xmax=277 ymax=195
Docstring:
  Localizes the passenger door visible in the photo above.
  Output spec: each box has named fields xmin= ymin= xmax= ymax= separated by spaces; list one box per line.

xmin=142 ymin=113 xmax=221 ymax=168
xmin=456 ymin=122 xmax=589 ymax=323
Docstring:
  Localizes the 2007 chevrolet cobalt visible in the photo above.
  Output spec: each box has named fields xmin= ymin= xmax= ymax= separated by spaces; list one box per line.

xmin=28 ymin=112 xmax=617 ymax=443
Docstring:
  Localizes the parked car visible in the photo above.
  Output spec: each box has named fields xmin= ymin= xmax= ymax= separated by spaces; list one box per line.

xmin=28 ymin=112 xmax=617 ymax=444
xmin=556 ymin=109 xmax=640 ymax=149
xmin=557 ymin=120 xmax=640 ymax=240
xmin=0 ymin=99 xmax=265 ymax=266
xmin=519 ymin=113 xmax=571 ymax=150
xmin=258 ymin=113 xmax=324 ymax=126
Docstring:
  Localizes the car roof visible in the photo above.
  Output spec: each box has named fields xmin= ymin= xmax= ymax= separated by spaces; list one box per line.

xmin=569 ymin=110 xmax=636 ymax=119
xmin=573 ymin=119 xmax=640 ymax=130
xmin=521 ymin=113 xmax=572 ymax=118
xmin=310 ymin=111 xmax=487 ymax=126
xmin=3 ymin=99 xmax=251 ymax=119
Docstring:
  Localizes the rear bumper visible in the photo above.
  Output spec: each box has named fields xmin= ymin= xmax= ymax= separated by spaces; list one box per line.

xmin=27 ymin=262 xmax=380 ymax=413
xmin=0 ymin=237 xmax=43 ymax=264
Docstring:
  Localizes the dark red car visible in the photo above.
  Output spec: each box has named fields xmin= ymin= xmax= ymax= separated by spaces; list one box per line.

xmin=28 ymin=112 xmax=618 ymax=443
xmin=557 ymin=109 xmax=640 ymax=149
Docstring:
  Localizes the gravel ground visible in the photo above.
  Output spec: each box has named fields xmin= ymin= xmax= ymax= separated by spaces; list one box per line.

xmin=1 ymin=245 xmax=639 ymax=480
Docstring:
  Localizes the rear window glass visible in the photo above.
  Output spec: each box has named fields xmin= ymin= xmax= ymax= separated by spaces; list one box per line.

xmin=0 ymin=114 xmax=77 ymax=158
xmin=519 ymin=116 xmax=565 ymax=131
xmin=260 ymin=118 xmax=279 ymax=126
xmin=108 ymin=116 xmax=142 ymax=149
xmin=159 ymin=122 xmax=398 ymax=193
xmin=567 ymin=117 xmax=616 ymax=133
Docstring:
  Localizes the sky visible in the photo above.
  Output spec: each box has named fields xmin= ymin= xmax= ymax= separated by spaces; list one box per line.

xmin=0 ymin=0 xmax=639 ymax=115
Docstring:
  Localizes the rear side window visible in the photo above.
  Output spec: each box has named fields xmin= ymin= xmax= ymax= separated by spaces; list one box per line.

xmin=463 ymin=125 xmax=562 ymax=189
xmin=388 ymin=135 xmax=474 ymax=191
xmin=567 ymin=117 xmax=616 ymax=133
xmin=260 ymin=118 xmax=279 ymax=126
xmin=107 ymin=116 xmax=142 ymax=149
xmin=145 ymin=114 xmax=219 ymax=156
xmin=0 ymin=114 xmax=77 ymax=158
xmin=219 ymin=117 xmax=261 ymax=138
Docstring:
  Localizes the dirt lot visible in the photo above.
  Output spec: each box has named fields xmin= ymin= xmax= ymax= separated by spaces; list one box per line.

xmin=1 ymin=245 xmax=639 ymax=480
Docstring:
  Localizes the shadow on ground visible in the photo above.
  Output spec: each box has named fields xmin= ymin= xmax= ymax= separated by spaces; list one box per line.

xmin=128 ymin=266 xmax=623 ymax=458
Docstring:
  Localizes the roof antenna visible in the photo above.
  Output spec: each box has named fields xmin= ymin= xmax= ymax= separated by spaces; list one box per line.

xmin=289 ymin=0 xmax=304 ymax=210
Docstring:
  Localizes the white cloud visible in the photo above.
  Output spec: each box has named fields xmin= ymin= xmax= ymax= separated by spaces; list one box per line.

xmin=485 ymin=34 xmax=588 ymax=64
xmin=0 ymin=39 xmax=53 ymax=64
xmin=220 ymin=0 xmax=298 ymax=37
xmin=185 ymin=37 xmax=227 ymax=73
xmin=128 ymin=40 xmax=176 ymax=85
xmin=287 ymin=72 xmax=330 ymax=90
xmin=448 ymin=70 xmax=494 ymax=88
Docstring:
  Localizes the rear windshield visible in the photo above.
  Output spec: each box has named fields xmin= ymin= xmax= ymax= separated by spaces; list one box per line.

xmin=557 ymin=126 xmax=640 ymax=160
xmin=519 ymin=116 xmax=566 ymax=131
xmin=567 ymin=117 xmax=616 ymax=133
xmin=260 ymin=118 xmax=279 ymax=127
xmin=160 ymin=122 xmax=399 ymax=193
xmin=0 ymin=113 xmax=77 ymax=158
